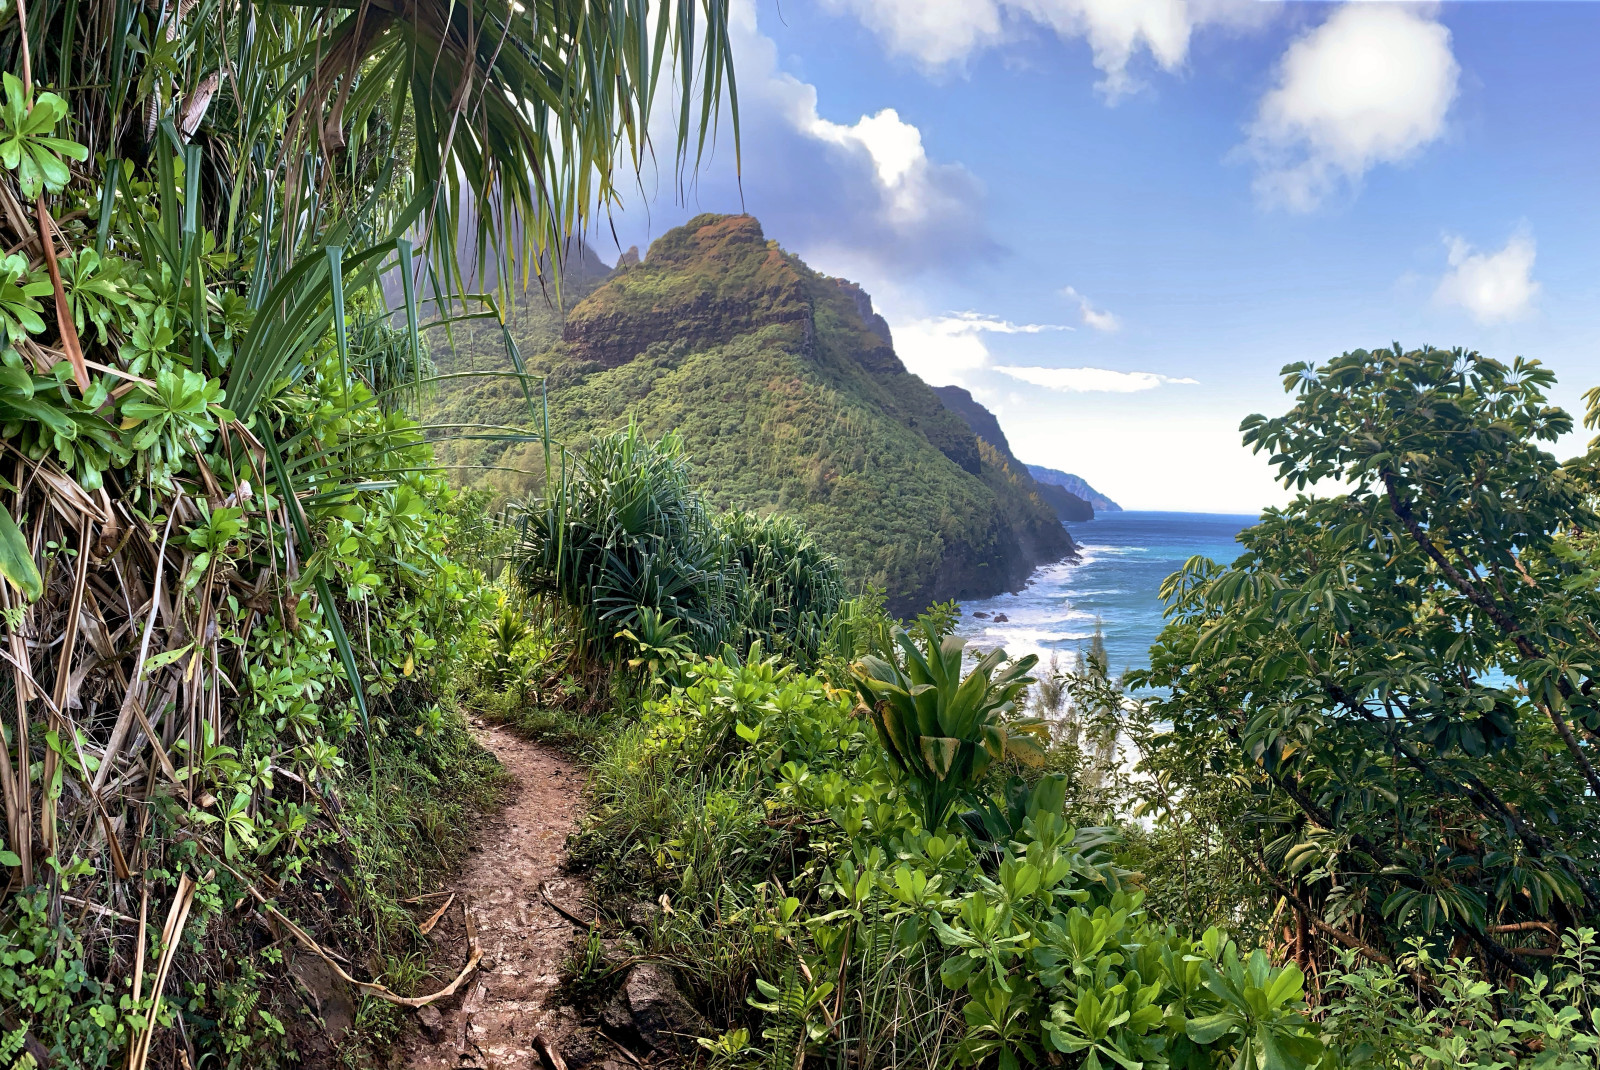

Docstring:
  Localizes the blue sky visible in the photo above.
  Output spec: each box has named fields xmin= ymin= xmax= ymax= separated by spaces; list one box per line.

xmin=601 ymin=1 xmax=1600 ymax=513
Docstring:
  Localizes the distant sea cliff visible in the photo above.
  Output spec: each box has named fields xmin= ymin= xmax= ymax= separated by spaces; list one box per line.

xmin=932 ymin=386 xmax=1095 ymax=523
xmin=1026 ymin=465 xmax=1122 ymax=514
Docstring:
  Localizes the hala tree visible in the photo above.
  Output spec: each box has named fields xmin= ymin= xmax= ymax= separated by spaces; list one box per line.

xmin=0 ymin=0 xmax=740 ymax=1060
xmin=1141 ymin=344 xmax=1600 ymax=977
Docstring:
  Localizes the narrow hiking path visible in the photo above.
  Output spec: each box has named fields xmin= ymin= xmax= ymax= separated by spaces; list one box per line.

xmin=396 ymin=721 xmax=616 ymax=1070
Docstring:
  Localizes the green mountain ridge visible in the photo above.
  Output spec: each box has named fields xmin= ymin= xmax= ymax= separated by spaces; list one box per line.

xmin=1026 ymin=464 xmax=1121 ymax=513
xmin=427 ymin=213 xmax=1074 ymax=614
xmin=931 ymin=385 xmax=1094 ymax=522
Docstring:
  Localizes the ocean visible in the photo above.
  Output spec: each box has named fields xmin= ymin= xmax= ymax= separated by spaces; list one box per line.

xmin=955 ymin=511 xmax=1260 ymax=679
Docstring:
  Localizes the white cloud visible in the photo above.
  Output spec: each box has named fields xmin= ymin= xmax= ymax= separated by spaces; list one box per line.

xmin=680 ymin=0 xmax=996 ymax=276
xmin=1063 ymin=286 xmax=1119 ymax=331
xmin=1434 ymin=232 xmax=1539 ymax=324
xmin=1245 ymin=4 xmax=1459 ymax=211
xmin=806 ymin=108 xmax=953 ymax=228
xmin=994 ymin=365 xmax=1198 ymax=392
xmin=891 ymin=313 xmax=1069 ymax=386
xmin=823 ymin=0 xmax=1264 ymax=99
xmin=821 ymin=0 xmax=1003 ymax=68
xmin=942 ymin=312 xmax=1067 ymax=335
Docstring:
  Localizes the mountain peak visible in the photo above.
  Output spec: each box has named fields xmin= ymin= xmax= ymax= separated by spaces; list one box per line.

xmin=561 ymin=214 xmax=810 ymax=368
xmin=435 ymin=213 xmax=1075 ymax=612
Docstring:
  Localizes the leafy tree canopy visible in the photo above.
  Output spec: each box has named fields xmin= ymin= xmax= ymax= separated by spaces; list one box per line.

xmin=1142 ymin=344 xmax=1600 ymax=974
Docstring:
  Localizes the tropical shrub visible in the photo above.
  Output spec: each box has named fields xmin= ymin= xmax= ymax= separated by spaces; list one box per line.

xmin=516 ymin=424 xmax=740 ymax=654
xmin=571 ymin=621 xmax=1324 ymax=1070
xmin=515 ymin=424 xmax=849 ymax=667
xmin=1318 ymin=928 xmax=1600 ymax=1068
xmin=1134 ymin=345 xmax=1600 ymax=980
xmin=719 ymin=508 xmax=846 ymax=666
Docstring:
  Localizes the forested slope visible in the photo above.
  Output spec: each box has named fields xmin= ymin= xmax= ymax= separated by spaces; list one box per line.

xmin=932 ymin=384 xmax=1094 ymax=521
xmin=428 ymin=214 xmax=1072 ymax=613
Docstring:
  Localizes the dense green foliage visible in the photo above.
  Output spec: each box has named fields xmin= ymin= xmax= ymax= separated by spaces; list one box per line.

xmin=428 ymin=214 xmax=1072 ymax=613
xmin=513 ymin=559 xmax=1600 ymax=1070
xmin=514 ymin=423 xmax=846 ymax=666
xmin=0 ymin=94 xmax=514 ymax=1063
xmin=0 ymin=0 xmax=742 ymax=1063
xmin=564 ymin=634 xmax=1326 ymax=1070
xmin=1136 ymin=346 xmax=1600 ymax=976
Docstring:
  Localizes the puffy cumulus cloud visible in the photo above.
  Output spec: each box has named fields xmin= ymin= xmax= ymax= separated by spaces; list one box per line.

xmin=1434 ymin=232 xmax=1539 ymax=324
xmin=890 ymin=313 xmax=1069 ymax=386
xmin=650 ymin=0 xmax=997 ymax=279
xmin=994 ymin=365 xmax=1198 ymax=392
xmin=820 ymin=0 xmax=1004 ymax=68
xmin=1246 ymin=4 xmax=1459 ymax=211
xmin=1063 ymin=286 xmax=1119 ymax=331
xmin=805 ymin=108 xmax=964 ymax=231
xmin=821 ymin=0 xmax=1263 ymax=99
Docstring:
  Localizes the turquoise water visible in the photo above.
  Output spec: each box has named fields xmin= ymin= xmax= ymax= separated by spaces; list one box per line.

xmin=955 ymin=511 xmax=1259 ymax=679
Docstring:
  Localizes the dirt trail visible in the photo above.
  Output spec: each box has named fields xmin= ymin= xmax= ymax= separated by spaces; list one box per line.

xmin=397 ymin=721 xmax=610 ymax=1070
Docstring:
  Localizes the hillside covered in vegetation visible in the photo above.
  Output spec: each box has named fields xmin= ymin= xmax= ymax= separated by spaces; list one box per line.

xmin=428 ymin=214 xmax=1073 ymax=613
xmin=932 ymin=384 xmax=1094 ymax=521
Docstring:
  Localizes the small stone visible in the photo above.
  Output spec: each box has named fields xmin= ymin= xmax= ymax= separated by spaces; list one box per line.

xmin=558 ymin=1029 xmax=608 ymax=1068
xmin=290 ymin=956 xmax=355 ymax=1044
xmin=624 ymin=963 xmax=711 ymax=1056
xmin=992 ymin=613 xmax=1009 ymax=623
xmin=417 ymin=1004 xmax=446 ymax=1041
xmin=622 ymin=901 xmax=658 ymax=930
xmin=600 ymin=990 xmax=633 ymax=1035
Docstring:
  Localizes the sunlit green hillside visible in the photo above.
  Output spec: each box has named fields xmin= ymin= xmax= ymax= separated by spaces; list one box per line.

xmin=426 ymin=214 xmax=1072 ymax=612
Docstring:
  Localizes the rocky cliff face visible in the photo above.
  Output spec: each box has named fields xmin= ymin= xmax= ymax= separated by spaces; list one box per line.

xmin=562 ymin=216 xmax=815 ymax=368
xmin=1026 ymin=465 xmax=1121 ymax=513
xmin=931 ymin=385 xmax=1013 ymax=457
xmin=442 ymin=213 xmax=1074 ymax=614
xmin=932 ymin=386 xmax=1094 ymax=522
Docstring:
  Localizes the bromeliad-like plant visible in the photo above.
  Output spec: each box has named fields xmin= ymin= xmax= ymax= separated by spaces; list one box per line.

xmin=852 ymin=620 xmax=1048 ymax=832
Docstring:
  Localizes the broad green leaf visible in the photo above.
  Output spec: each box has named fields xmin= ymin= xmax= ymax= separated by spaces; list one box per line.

xmin=0 ymin=503 xmax=40 ymax=601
